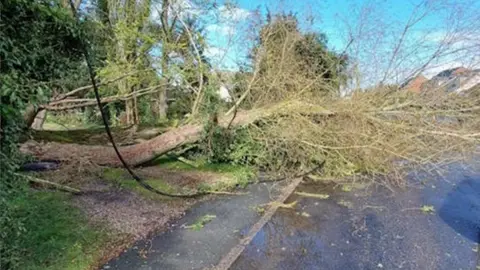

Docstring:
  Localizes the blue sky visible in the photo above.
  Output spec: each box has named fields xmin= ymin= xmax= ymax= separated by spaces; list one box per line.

xmin=204 ymin=0 xmax=425 ymax=68
xmin=200 ymin=0 xmax=480 ymax=84
xmin=145 ymin=0 xmax=480 ymax=84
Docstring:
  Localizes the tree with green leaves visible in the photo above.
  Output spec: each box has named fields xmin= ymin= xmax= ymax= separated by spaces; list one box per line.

xmin=74 ymin=0 xmax=212 ymax=125
xmin=0 ymin=0 xmax=90 ymax=267
xmin=249 ymin=13 xmax=348 ymax=105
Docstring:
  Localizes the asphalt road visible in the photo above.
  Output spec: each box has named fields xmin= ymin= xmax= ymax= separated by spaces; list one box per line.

xmin=104 ymin=162 xmax=480 ymax=270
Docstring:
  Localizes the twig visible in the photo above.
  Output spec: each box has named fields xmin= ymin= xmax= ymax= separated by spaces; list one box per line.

xmin=52 ymin=71 xmax=142 ymax=101
xmin=225 ymin=46 xmax=265 ymax=116
xmin=43 ymin=85 xmax=166 ymax=111
xmin=174 ymin=11 xmax=205 ymax=117
xmin=16 ymin=173 xmax=82 ymax=195
xmin=176 ymin=156 xmax=199 ymax=168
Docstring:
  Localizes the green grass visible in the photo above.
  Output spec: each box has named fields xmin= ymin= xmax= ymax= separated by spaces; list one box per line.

xmin=11 ymin=191 xmax=110 ymax=270
xmin=154 ymin=156 xmax=255 ymax=192
xmin=42 ymin=121 xmax=102 ymax=131
xmin=184 ymin=214 xmax=216 ymax=231
xmin=102 ymin=168 xmax=179 ymax=200
xmin=153 ymin=156 xmax=255 ymax=187
xmin=103 ymin=157 xmax=256 ymax=198
xmin=29 ymin=126 xmax=119 ymax=145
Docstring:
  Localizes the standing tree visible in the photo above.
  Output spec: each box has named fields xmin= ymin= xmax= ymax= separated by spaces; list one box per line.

xmin=95 ymin=0 xmax=157 ymax=125
xmin=245 ymin=13 xmax=348 ymax=109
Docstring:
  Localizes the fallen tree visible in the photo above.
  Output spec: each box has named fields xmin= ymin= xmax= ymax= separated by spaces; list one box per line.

xmin=22 ymin=102 xmax=332 ymax=166
xmin=21 ymin=92 xmax=480 ymax=183
xmin=20 ymin=12 xmax=480 ymax=183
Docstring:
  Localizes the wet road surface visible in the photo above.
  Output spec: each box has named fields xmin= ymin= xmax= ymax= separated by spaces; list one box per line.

xmin=232 ymin=165 xmax=480 ymax=270
xmin=102 ymin=182 xmax=287 ymax=270
xmin=104 ymin=163 xmax=480 ymax=270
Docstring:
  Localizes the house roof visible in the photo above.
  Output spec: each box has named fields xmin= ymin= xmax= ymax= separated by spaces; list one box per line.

xmin=401 ymin=74 xmax=428 ymax=93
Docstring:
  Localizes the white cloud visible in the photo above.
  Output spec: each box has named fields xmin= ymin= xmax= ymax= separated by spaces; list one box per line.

xmin=218 ymin=5 xmax=251 ymax=22
xmin=421 ymin=31 xmax=480 ymax=79
xmin=423 ymin=30 xmax=449 ymax=43
xmin=423 ymin=60 xmax=480 ymax=79
xmin=151 ymin=0 xmax=202 ymax=22
xmin=205 ymin=46 xmax=227 ymax=60
xmin=206 ymin=24 xmax=235 ymax=36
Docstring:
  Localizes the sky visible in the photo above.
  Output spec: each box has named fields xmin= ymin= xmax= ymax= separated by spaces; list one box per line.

xmin=158 ymin=0 xmax=480 ymax=86
xmin=197 ymin=0 xmax=480 ymax=85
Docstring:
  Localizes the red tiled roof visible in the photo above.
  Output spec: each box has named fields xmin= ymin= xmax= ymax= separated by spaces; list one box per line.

xmin=404 ymin=75 xmax=428 ymax=93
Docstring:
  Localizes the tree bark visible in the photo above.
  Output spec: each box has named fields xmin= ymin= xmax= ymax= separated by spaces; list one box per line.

xmin=31 ymin=109 xmax=47 ymax=130
xmin=125 ymin=99 xmax=137 ymax=125
xmin=153 ymin=0 xmax=170 ymax=121
xmin=21 ymin=102 xmax=334 ymax=167
xmin=24 ymin=105 xmax=39 ymax=128
xmin=157 ymin=88 xmax=168 ymax=120
xmin=21 ymin=108 xmax=269 ymax=167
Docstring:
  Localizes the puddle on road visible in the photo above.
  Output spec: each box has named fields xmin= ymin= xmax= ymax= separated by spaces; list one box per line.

xmin=232 ymin=165 xmax=480 ymax=270
xmin=439 ymin=176 xmax=480 ymax=243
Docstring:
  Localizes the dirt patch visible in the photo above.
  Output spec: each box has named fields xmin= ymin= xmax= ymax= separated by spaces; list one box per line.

xmin=73 ymin=186 xmax=198 ymax=239
xmin=32 ymin=165 xmax=210 ymax=240
xmin=72 ymin=182 xmax=202 ymax=269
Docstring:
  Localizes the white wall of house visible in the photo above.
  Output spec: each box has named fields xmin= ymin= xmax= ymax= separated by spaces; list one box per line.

xmin=218 ymin=84 xmax=232 ymax=102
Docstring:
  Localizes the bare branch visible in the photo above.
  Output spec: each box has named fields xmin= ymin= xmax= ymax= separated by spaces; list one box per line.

xmin=43 ymin=84 xmax=166 ymax=111
xmin=53 ymin=71 xmax=141 ymax=101
xmin=16 ymin=173 xmax=82 ymax=194
xmin=174 ymin=14 xmax=205 ymax=117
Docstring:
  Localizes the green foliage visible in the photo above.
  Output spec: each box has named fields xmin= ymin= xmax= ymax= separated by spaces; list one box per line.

xmin=295 ymin=32 xmax=348 ymax=86
xmin=184 ymin=214 xmax=216 ymax=231
xmin=203 ymin=126 xmax=274 ymax=171
xmin=251 ymin=13 xmax=348 ymax=99
xmin=4 ymin=192 xmax=109 ymax=270
xmin=0 ymin=0 xmax=88 ymax=108
xmin=44 ymin=111 xmax=102 ymax=130
xmin=0 ymin=1 xmax=100 ymax=268
xmin=204 ymin=126 xmax=237 ymax=163
xmin=102 ymin=168 xmax=177 ymax=201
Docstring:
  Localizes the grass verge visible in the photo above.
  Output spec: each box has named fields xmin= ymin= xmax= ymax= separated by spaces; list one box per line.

xmin=152 ymin=156 xmax=256 ymax=191
xmin=103 ymin=157 xmax=256 ymax=199
xmin=102 ymin=168 xmax=179 ymax=201
xmin=9 ymin=191 xmax=112 ymax=270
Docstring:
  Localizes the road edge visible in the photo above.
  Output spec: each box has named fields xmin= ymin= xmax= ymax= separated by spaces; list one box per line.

xmin=213 ymin=177 xmax=303 ymax=270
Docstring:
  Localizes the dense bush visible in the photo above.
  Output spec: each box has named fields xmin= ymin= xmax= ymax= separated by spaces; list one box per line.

xmin=0 ymin=0 xmax=88 ymax=267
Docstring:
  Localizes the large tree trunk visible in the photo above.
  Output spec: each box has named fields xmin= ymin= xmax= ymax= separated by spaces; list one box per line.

xmin=125 ymin=99 xmax=136 ymax=125
xmin=21 ymin=108 xmax=268 ymax=167
xmin=152 ymin=0 xmax=170 ymax=121
xmin=31 ymin=109 xmax=47 ymax=130
xmin=24 ymin=105 xmax=39 ymax=128
xmin=156 ymin=88 xmax=168 ymax=120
